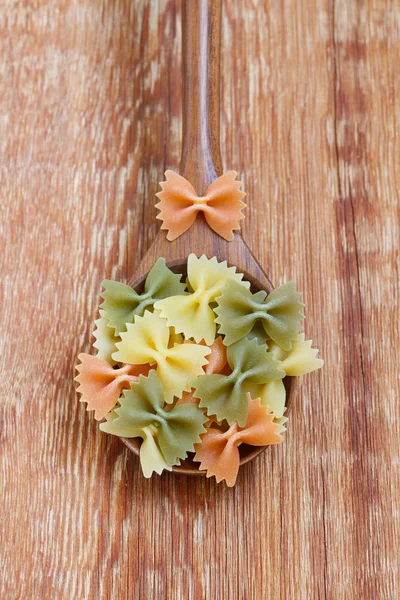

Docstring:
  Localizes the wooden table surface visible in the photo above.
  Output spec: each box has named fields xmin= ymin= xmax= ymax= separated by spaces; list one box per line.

xmin=1 ymin=1 xmax=399 ymax=598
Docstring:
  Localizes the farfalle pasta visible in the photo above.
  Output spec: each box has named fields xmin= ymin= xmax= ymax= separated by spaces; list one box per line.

xmin=75 ymin=354 xmax=152 ymax=420
xmin=268 ymin=334 xmax=324 ymax=376
xmin=191 ymin=337 xmax=285 ymax=426
xmin=215 ymin=279 xmax=304 ymax=350
xmin=112 ymin=309 xmax=211 ymax=402
xmin=155 ymin=254 xmax=249 ymax=344
xmin=155 ymin=170 xmax=246 ymax=241
xmin=101 ymin=257 xmax=187 ymax=334
xmin=75 ymin=253 xmax=322 ymax=484
xmin=100 ymin=412 xmax=172 ymax=477
xmin=245 ymin=334 xmax=323 ymax=418
xmin=101 ymin=370 xmax=207 ymax=468
xmin=175 ymin=336 xmax=228 ymax=407
xmin=194 ymin=394 xmax=286 ymax=486
xmin=92 ymin=310 xmax=121 ymax=365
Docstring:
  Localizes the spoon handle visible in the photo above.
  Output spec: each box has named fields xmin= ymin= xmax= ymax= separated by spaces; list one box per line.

xmin=180 ymin=0 xmax=222 ymax=194
xmin=136 ymin=0 xmax=262 ymax=274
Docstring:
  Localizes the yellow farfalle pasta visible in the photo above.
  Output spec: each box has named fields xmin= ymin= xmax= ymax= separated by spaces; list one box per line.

xmin=268 ymin=334 xmax=323 ymax=376
xmin=138 ymin=426 xmax=174 ymax=477
xmin=92 ymin=310 xmax=121 ymax=366
xmin=154 ymin=254 xmax=249 ymax=345
xmin=246 ymin=334 xmax=323 ymax=417
xmin=112 ymin=310 xmax=211 ymax=402
xmin=246 ymin=379 xmax=287 ymax=418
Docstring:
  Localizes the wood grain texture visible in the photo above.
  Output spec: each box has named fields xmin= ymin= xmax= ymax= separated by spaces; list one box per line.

xmin=1 ymin=1 xmax=399 ymax=599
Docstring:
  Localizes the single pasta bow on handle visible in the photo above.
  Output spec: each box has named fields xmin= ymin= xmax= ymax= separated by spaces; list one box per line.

xmin=155 ymin=170 xmax=247 ymax=241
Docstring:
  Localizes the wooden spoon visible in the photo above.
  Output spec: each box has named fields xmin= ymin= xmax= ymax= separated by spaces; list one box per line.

xmin=122 ymin=0 xmax=294 ymax=476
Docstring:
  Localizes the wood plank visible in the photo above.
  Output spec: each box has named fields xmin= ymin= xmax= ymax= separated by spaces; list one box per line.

xmin=1 ymin=1 xmax=398 ymax=598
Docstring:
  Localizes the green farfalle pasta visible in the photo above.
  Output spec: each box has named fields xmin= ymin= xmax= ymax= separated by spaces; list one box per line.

xmin=101 ymin=370 xmax=208 ymax=466
xmin=215 ymin=279 xmax=304 ymax=350
xmin=100 ymin=412 xmax=172 ymax=477
xmin=100 ymin=257 xmax=187 ymax=334
xmin=246 ymin=320 xmax=271 ymax=346
xmin=191 ymin=337 xmax=285 ymax=426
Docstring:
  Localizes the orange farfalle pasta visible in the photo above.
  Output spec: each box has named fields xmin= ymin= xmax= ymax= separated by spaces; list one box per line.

xmin=203 ymin=336 xmax=228 ymax=375
xmin=155 ymin=170 xmax=246 ymax=241
xmin=75 ymin=354 xmax=152 ymax=421
xmin=194 ymin=394 xmax=285 ymax=486
xmin=176 ymin=337 xmax=228 ymax=407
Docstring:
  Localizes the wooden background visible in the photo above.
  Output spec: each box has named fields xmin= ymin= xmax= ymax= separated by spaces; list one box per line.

xmin=1 ymin=0 xmax=399 ymax=598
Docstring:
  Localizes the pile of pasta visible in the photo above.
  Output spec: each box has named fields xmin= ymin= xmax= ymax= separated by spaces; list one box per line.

xmin=76 ymin=254 xmax=322 ymax=486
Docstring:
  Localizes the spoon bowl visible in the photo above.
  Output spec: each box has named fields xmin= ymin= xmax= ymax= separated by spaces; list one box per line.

xmin=122 ymin=255 xmax=295 ymax=476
